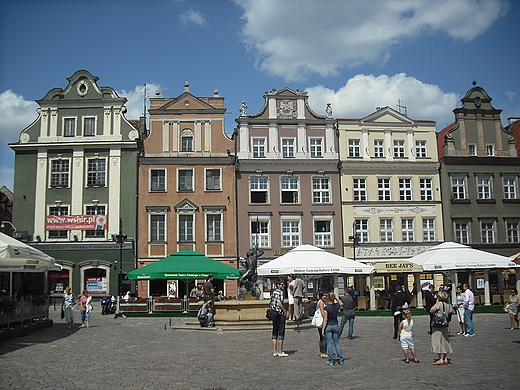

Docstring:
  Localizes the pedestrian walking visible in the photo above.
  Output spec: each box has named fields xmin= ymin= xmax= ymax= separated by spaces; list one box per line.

xmin=270 ymin=279 xmax=288 ymax=357
xmin=79 ymin=289 xmax=92 ymax=328
xmin=430 ymin=290 xmax=454 ymax=365
xmin=322 ymin=292 xmax=344 ymax=366
xmin=397 ymin=310 xmax=419 ymax=363
xmin=505 ymin=288 xmax=519 ymax=330
xmin=462 ymin=283 xmax=475 ymax=337
xmin=338 ymin=289 xmax=356 ymax=339
xmin=62 ymin=286 xmax=76 ymax=329
xmin=454 ymin=285 xmax=466 ymax=335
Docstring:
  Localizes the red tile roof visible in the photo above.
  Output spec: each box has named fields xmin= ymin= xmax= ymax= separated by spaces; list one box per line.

xmin=437 ymin=122 xmax=455 ymax=159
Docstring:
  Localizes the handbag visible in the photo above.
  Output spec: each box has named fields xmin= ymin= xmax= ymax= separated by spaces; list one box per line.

xmin=61 ymin=308 xmax=65 ymax=319
xmin=431 ymin=302 xmax=449 ymax=328
xmin=311 ymin=306 xmax=323 ymax=328
xmin=266 ymin=308 xmax=280 ymax=321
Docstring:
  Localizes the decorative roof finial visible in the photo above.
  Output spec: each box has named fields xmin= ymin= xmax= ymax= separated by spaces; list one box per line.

xmin=472 ymin=79 xmax=477 ymax=86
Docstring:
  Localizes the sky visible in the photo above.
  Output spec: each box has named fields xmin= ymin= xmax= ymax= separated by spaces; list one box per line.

xmin=1 ymin=0 xmax=518 ymax=191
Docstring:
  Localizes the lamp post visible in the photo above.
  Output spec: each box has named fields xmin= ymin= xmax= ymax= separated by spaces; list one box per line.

xmin=112 ymin=218 xmax=127 ymax=298
xmin=1 ymin=221 xmax=17 ymax=237
xmin=348 ymin=221 xmax=360 ymax=261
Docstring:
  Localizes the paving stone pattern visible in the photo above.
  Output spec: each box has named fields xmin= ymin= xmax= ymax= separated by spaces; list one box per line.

xmin=0 ymin=308 xmax=518 ymax=390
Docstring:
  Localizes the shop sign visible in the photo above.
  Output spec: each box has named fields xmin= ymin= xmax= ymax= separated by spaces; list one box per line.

xmin=46 ymin=215 xmax=108 ymax=230
xmin=374 ymin=260 xmax=423 ymax=273
xmin=86 ymin=277 xmax=107 ymax=294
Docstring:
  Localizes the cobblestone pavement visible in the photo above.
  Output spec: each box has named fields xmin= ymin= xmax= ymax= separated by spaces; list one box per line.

xmin=0 ymin=307 xmax=519 ymax=390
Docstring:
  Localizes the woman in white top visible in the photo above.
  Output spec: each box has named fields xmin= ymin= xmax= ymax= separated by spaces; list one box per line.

xmin=397 ymin=310 xmax=419 ymax=363
xmin=454 ymin=285 xmax=466 ymax=335
xmin=61 ymin=287 xmax=76 ymax=329
xmin=287 ymin=276 xmax=295 ymax=321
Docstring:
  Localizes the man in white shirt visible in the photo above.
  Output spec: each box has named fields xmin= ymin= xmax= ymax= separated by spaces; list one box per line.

xmin=463 ymin=283 xmax=475 ymax=336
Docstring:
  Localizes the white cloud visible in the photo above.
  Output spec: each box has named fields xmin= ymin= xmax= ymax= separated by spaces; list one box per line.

xmin=236 ymin=0 xmax=507 ymax=81
xmin=306 ymin=73 xmax=459 ymax=129
xmin=179 ymin=9 xmax=206 ymax=26
xmin=0 ymin=90 xmax=39 ymax=144
xmin=118 ymin=83 xmax=162 ymax=120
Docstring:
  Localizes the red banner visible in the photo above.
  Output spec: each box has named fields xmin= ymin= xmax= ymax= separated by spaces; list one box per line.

xmin=46 ymin=215 xmax=108 ymax=230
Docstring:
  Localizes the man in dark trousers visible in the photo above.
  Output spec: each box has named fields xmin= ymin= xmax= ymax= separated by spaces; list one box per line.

xmin=424 ymin=284 xmax=437 ymax=334
xmin=391 ymin=286 xmax=409 ymax=339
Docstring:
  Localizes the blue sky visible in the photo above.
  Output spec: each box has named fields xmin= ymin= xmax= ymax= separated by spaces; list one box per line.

xmin=1 ymin=0 xmax=518 ymax=191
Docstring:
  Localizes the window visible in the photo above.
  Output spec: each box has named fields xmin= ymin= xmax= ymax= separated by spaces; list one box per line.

xmin=205 ymin=169 xmax=221 ymax=191
xmin=85 ymin=205 xmax=105 ymax=238
xmin=181 ymin=129 xmax=193 ymax=152
xmin=481 ymin=221 xmax=495 ymax=244
xmin=51 ymin=160 xmax=69 ymax=187
xmin=454 ymin=221 xmax=469 ymax=244
xmin=378 ymin=178 xmax=391 ymax=201
xmin=310 ymin=138 xmax=323 ymax=158
xmin=252 ymin=138 xmax=265 ymax=158
xmin=282 ymin=220 xmax=300 ymax=247
xmin=451 ymin=177 xmax=466 ymax=200
xmin=179 ymin=215 xmax=193 ymax=241
xmin=281 ymin=177 xmax=299 ymax=203
xmin=353 ymin=178 xmax=367 ymax=201
xmin=314 ymin=220 xmax=332 ymax=247
xmin=477 ymin=177 xmax=492 ymax=199
xmin=506 ymin=221 xmax=519 ymax=243
xmin=150 ymin=215 xmax=165 ymax=242
xmin=420 ymin=178 xmax=433 ymax=201
xmin=312 ymin=177 xmax=330 ymax=203
xmin=64 ymin=118 xmax=76 ymax=137
xmin=394 ymin=140 xmax=405 ymax=158
xmin=87 ymin=159 xmax=106 ymax=186
xmin=380 ymin=219 xmax=393 ymax=242
xmin=422 ymin=218 xmax=435 ymax=242
xmin=251 ymin=220 xmax=269 ymax=247
xmin=178 ymin=169 xmax=193 ymax=191
xmin=151 ymin=169 xmax=166 ymax=191
xmin=374 ymin=140 xmax=384 ymax=157
xmin=206 ymin=214 xmax=221 ymax=242
xmin=355 ymin=219 xmax=369 ymax=243
xmin=486 ymin=145 xmax=495 ymax=156
xmin=348 ymin=139 xmax=360 ymax=157
xmin=282 ymin=138 xmax=295 ymax=158
xmin=401 ymin=218 xmax=414 ymax=242
xmin=399 ymin=178 xmax=412 ymax=201
xmin=503 ymin=177 xmax=518 ymax=199
xmin=48 ymin=206 xmax=68 ymax=238
xmin=469 ymin=144 xmax=477 ymax=156
xmin=415 ymin=141 xmax=427 ymax=158
xmin=250 ymin=176 xmax=268 ymax=203
xmin=83 ymin=117 xmax=96 ymax=136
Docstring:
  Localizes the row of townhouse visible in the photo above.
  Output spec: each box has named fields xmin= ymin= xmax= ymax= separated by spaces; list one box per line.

xmin=5 ymin=71 xmax=519 ymax=299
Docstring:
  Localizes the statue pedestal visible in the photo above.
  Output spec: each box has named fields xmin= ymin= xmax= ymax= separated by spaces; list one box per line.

xmin=214 ymin=299 xmax=268 ymax=322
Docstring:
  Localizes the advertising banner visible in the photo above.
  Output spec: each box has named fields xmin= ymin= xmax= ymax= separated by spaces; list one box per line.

xmin=86 ymin=277 xmax=107 ymax=294
xmin=46 ymin=215 xmax=108 ymax=230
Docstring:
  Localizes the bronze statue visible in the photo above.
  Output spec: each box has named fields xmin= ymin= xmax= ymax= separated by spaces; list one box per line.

xmin=240 ymin=245 xmax=264 ymax=286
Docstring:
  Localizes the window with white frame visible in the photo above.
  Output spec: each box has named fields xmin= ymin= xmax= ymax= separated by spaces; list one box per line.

xmin=506 ymin=221 xmax=519 ymax=243
xmin=281 ymin=176 xmax=299 ymax=203
xmin=252 ymin=138 xmax=266 ymax=158
xmin=420 ymin=178 xmax=433 ymax=201
xmin=151 ymin=169 xmax=166 ymax=191
xmin=150 ymin=214 xmax=165 ymax=242
xmin=83 ymin=117 xmax=96 ymax=136
xmin=380 ymin=218 xmax=393 ymax=242
xmin=469 ymin=144 xmax=477 ymax=156
xmin=206 ymin=214 xmax=221 ymax=242
xmin=480 ymin=220 xmax=495 ymax=243
xmin=451 ymin=176 xmax=467 ymax=200
xmin=310 ymin=138 xmax=323 ymax=158
xmin=454 ymin=221 xmax=470 ymax=244
xmin=378 ymin=178 xmax=391 ymax=201
xmin=181 ymin=129 xmax=194 ymax=152
xmin=355 ymin=218 xmax=369 ymax=243
xmin=486 ymin=145 xmax=495 ymax=156
xmin=503 ymin=177 xmax=518 ymax=199
xmin=179 ymin=214 xmax=193 ymax=241
xmin=178 ymin=169 xmax=194 ymax=191
xmin=374 ymin=139 xmax=384 ymax=158
xmin=349 ymin=139 xmax=361 ymax=157
xmin=205 ymin=169 xmax=221 ymax=191
xmin=415 ymin=140 xmax=427 ymax=158
xmin=50 ymin=159 xmax=69 ymax=187
xmin=477 ymin=176 xmax=492 ymax=199
xmin=314 ymin=220 xmax=332 ymax=247
xmin=401 ymin=218 xmax=414 ymax=242
xmin=312 ymin=177 xmax=330 ymax=203
xmin=250 ymin=176 xmax=269 ymax=203
xmin=282 ymin=220 xmax=300 ymax=247
xmin=394 ymin=140 xmax=405 ymax=158
xmin=85 ymin=205 xmax=106 ymax=238
xmin=399 ymin=178 xmax=412 ymax=201
xmin=353 ymin=178 xmax=367 ymax=201
xmin=422 ymin=218 xmax=435 ymax=242
xmin=282 ymin=138 xmax=295 ymax=158
xmin=251 ymin=219 xmax=270 ymax=247
xmin=64 ymin=118 xmax=76 ymax=137
xmin=48 ymin=206 xmax=69 ymax=238
xmin=87 ymin=158 xmax=106 ymax=186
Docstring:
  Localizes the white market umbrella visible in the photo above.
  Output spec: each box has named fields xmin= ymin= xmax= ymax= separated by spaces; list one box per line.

xmin=408 ymin=242 xmax=519 ymax=271
xmin=257 ymin=244 xmax=374 ymax=276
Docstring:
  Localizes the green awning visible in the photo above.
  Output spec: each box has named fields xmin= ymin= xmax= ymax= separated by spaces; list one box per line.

xmin=127 ymin=249 xmax=239 ymax=280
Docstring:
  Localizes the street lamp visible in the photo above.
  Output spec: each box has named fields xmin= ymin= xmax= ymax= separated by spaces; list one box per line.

xmin=348 ymin=221 xmax=360 ymax=261
xmin=112 ymin=218 xmax=127 ymax=298
xmin=1 ymin=221 xmax=17 ymax=237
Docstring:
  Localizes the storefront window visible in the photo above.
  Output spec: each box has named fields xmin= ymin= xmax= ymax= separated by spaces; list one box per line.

xmin=84 ymin=268 xmax=107 ymax=295
xmin=49 ymin=270 xmax=70 ymax=295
